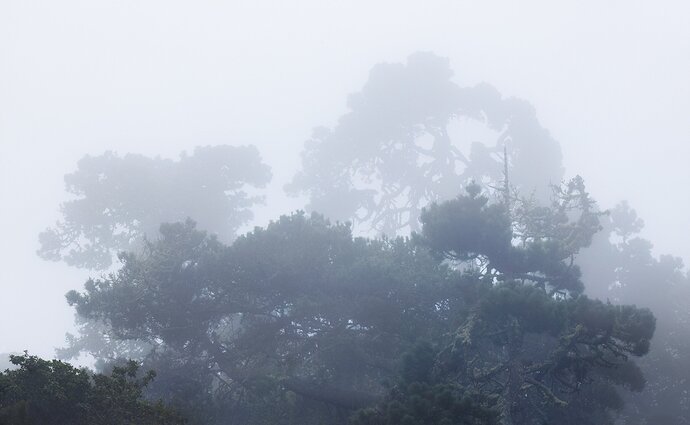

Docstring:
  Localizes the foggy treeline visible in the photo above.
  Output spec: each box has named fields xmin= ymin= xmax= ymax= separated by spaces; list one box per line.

xmin=1 ymin=53 xmax=688 ymax=425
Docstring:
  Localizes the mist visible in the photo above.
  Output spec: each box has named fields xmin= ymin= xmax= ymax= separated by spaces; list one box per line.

xmin=1 ymin=1 xmax=689 ymax=424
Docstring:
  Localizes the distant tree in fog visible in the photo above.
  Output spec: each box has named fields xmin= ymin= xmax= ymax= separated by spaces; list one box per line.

xmin=287 ymin=52 xmax=563 ymax=236
xmin=38 ymin=145 xmax=271 ymax=270
xmin=577 ymin=201 xmax=690 ymax=425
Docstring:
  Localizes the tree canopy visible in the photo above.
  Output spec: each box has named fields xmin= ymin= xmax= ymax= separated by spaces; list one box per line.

xmin=38 ymin=145 xmax=271 ymax=269
xmin=64 ymin=213 xmax=455 ymax=423
xmin=60 ymin=187 xmax=654 ymax=424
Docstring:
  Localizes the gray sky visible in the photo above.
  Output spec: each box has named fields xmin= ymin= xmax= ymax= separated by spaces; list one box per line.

xmin=1 ymin=0 xmax=689 ymax=358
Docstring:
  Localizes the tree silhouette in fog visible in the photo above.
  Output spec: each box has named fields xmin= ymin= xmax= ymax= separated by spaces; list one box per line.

xmin=288 ymin=52 xmax=563 ymax=236
xmin=577 ymin=201 xmax=690 ymax=425
xmin=38 ymin=145 xmax=271 ymax=269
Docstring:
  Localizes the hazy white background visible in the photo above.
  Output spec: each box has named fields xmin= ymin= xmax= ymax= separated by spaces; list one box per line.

xmin=1 ymin=0 xmax=689 ymax=358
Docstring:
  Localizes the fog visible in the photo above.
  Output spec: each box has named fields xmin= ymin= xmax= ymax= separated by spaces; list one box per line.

xmin=1 ymin=0 xmax=689 ymax=416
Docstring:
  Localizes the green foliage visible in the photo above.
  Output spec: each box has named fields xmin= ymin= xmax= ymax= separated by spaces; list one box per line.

xmin=350 ymin=382 xmax=498 ymax=425
xmin=435 ymin=281 xmax=655 ymax=425
xmin=61 ymin=201 xmax=654 ymax=425
xmin=351 ymin=343 xmax=499 ymax=425
xmin=64 ymin=213 xmax=457 ymax=424
xmin=0 ymin=353 xmax=184 ymax=425
xmin=38 ymin=145 xmax=271 ymax=269
xmin=413 ymin=186 xmax=655 ymax=424
xmin=418 ymin=178 xmax=602 ymax=294
xmin=417 ymin=182 xmax=512 ymax=264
